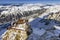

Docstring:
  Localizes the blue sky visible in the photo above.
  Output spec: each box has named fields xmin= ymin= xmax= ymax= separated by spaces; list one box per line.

xmin=0 ymin=0 xmax=60 ymax=4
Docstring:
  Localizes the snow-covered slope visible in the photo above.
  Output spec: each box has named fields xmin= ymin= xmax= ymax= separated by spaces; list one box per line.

xmin=0 ymin=4 xmax=45 ymax=24
xmin=27 ymin=5 xmax=60 ymax=40
xmin=0 ymin=3 xmax=60 ymax=40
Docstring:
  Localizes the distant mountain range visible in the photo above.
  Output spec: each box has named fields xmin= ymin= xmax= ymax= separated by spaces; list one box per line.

xmin=0 ymin=3 xmax=24 ymax=6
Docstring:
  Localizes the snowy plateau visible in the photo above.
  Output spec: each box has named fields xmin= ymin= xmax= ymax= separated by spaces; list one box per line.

xmin=0 ymin=3 xmax=60 ymax=40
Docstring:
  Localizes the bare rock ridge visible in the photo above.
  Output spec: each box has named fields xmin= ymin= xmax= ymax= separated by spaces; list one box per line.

xmin=2 ymin=19 xmax=32 ymax=40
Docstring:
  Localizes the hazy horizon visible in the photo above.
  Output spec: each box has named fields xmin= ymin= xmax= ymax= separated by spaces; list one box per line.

xmin=0 ymin=0 xmax=60 ymax=4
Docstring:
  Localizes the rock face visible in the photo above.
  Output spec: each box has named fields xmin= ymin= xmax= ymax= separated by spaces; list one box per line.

xmin=46 ymin=12 xmax=60 ymax=22
xmin=2 ymin=29 xmax=27 ymax=40
xmin=2 ymin=19 xmax=32 ymax=40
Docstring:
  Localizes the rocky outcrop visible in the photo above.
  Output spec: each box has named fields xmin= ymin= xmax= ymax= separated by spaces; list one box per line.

xmin=46 ymin=12 xmax=60 ymax=21
xmin=2 ymin=19 xmax=32 ymax=40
